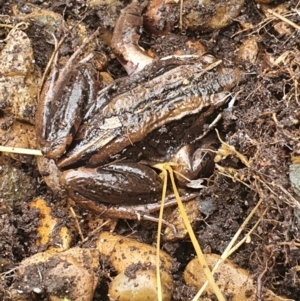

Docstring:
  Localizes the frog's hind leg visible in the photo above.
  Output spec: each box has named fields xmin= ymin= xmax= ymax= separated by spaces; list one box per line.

xmin=36 ymin=30 xmax=100 ymax=159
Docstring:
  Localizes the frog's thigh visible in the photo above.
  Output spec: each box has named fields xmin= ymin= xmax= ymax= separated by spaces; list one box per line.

xmin=60 ymin=162 xmax=162 ymax=205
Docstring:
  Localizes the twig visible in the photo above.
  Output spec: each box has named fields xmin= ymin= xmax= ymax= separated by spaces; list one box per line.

xmin=194 ymin=113 xmax=223 ymax=142
xmin=70 ymin=207 xmax=84 ymax=241
xmin=215 ymin=165 xmax=252 ymax=189
xmin=267 ymin=9 xmax=300 ymax=31
xmin=78 ymin=220 xmax=111 ymax=246
xmin=39 ymin=33 xmax=65 ymax=94
xmin=256 ymin=253 xmax=273 ymax=301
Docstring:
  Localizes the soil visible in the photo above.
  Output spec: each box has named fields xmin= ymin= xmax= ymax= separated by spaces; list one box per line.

xmin=1 ymin=0 xmax=300 ymax=300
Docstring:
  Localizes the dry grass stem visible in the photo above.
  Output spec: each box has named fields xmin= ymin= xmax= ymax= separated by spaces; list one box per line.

xmin=179 ymin=0 xmax=183 ymax=31
xmin=267 ymin=9 xmax=300 ymax=31
xmin=0 ymin=146 xmax=43 ymax=156
xmin=154 ymin=163 xmax=226 ymax=301
xmin=155 ymin=168 xmax=168 ymax=301
xmin=69 ymin=206 xmax=84 ymax=241
xmin=194 ymin=198 xmax=265 ymax=299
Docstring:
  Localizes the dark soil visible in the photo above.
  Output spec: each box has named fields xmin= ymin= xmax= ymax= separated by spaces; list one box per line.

xmin=1 ymin=0 xmax=300 ymax=300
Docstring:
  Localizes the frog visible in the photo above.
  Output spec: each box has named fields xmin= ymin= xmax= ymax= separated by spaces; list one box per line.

xmin=35 ymin=2 xmax=241 ymax=216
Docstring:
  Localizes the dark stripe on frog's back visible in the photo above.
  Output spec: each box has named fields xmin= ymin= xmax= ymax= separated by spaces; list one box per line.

xmin=83 ymin=55 xmax=208 ymax=120
xmin=106 ymin=65 xmax=238 ymax=117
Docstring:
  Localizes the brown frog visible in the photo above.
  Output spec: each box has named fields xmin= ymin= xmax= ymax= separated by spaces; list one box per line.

xmin=35 ymin=3 xmax=240 ymax=214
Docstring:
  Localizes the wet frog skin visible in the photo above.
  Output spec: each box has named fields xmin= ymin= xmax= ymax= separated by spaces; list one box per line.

xmin=35 ymin=0 xmax=241 ymax=206
xmin=61 ymin=57 xmax=238 ymax=169
xmin=36 ymin=52 xmax=240 ymax=206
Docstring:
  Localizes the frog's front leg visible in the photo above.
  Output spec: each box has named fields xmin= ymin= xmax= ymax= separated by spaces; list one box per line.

xmin=172 ymin=135 xmax=218 ymax=186
xmin=60 ymin=162 xmax=163 ymax=205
